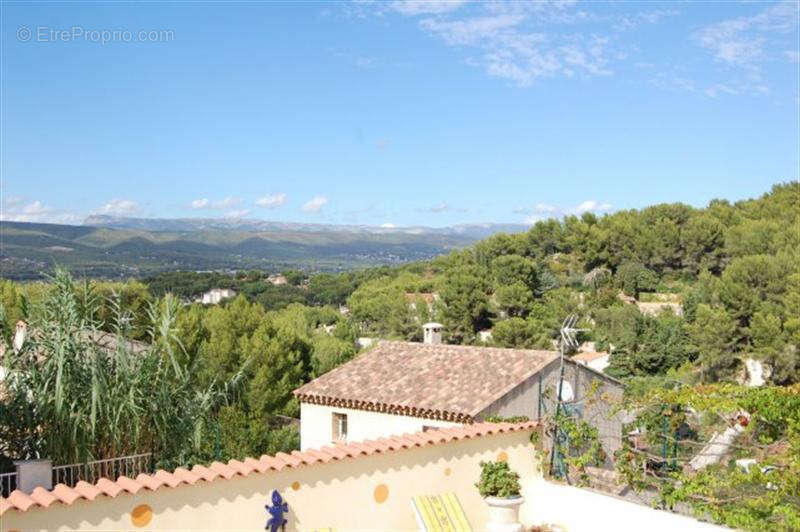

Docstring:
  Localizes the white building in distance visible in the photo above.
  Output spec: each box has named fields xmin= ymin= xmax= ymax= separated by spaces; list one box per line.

xmin=197 ymin=288 xmax=236 ymax=305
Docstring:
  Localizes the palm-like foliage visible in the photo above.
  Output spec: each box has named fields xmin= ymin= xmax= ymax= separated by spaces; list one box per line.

xmin=0 ymin=269 xmax=239 ymax=469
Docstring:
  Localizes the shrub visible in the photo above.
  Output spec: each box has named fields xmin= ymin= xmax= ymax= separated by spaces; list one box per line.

xmin=475 ymin=461 xmax=521 ymax=498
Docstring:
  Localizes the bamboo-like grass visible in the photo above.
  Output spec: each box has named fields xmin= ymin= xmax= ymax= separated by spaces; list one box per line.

xmin=0 ymin=268 xmax=244 ymax=470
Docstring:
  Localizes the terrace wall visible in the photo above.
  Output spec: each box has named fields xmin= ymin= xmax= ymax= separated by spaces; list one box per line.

xmin=1 ymin=425 xmax=724 ymax=531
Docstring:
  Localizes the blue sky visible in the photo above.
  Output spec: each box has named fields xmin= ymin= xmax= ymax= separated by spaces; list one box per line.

xmin=1 ymin=1 xmax=798 ymax=227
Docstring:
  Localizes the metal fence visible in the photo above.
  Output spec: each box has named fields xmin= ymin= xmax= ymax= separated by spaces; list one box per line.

xmin=52 ymin=453 xmax=153 ymax=488
xmin=0 ymin=471 xmax=17 ymax=497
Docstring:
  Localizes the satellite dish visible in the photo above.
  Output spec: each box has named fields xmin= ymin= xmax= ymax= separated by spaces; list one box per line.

xmin=558 ymin=380 xmax=574 ymax=402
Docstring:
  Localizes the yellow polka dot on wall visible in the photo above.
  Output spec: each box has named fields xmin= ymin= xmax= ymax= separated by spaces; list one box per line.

xmin=131 ymin=504 xmax=153 ymax=528
xmin=496 ymin=451 xmax=509 ymax=462
xmin=374 ymin=484 xmax=389 ymax=503
xmin=444 ymin=467 xmax=452 ymax=476
xmin=291 ymin=481 xmax=301 ymax=491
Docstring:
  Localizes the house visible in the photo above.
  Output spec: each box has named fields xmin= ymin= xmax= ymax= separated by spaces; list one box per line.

xmin=197 ymin=288 xmax=236 ymax=305
xmin=572 ymin=351 xmax=611 ymax=373
xmin=267 ymin=274 xmax=287 ymax=286
xmin=294 ymin=324 xmax=624 ymax=462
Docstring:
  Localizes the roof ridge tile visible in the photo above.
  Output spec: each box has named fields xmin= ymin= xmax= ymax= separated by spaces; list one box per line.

xmin=29 ymin=487 xmax=58 ymax=508
xmin=209 ymin=462 xmax=237 ymax=479
xmin=50 ymin=484 xmax=81 ymax=505
xmin=73 ymin=480 xmax=102 ymax=500
xmin=95 ymin=477 xmax=123 ymax=497
xmin=135 ymin=473 xmax=163 ymax=491
xmin=116 ymin=476 xmax=143 ymax=494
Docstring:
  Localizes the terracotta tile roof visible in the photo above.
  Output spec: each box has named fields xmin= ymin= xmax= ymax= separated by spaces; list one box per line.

xmin=294 ymin=340 xmax=558 ymax=422
xmin=0 ymin=421 xmax=536 ymax=515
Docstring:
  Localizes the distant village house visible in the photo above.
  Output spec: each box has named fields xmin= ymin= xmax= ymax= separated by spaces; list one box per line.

xmin=196 ymin=288 xmax=236 ymax=305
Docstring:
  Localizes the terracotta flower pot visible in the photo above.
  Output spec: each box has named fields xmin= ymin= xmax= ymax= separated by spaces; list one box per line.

xmin=485 ymin=495 xmax=524 ymax=532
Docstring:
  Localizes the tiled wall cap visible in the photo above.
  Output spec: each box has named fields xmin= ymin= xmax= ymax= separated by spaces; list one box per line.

xmin=0 ymin=421 xmax=536 ymax=515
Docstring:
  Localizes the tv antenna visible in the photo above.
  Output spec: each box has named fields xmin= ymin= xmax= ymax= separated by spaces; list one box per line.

xmin=549 ymin=314 xmax=588 ymax=476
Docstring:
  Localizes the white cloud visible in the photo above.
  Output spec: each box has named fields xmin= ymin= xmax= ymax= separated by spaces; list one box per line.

xmin=363 ymin=1 xmax=676 ymax=87
xmin=427 ymin=202 xmax=450 ymax=213
xmin=212 ymin=197 xmax=241 ymax=209
xmin=572 ymin=200 xmax=613 ymax=214
xmin=416 ymin=4 xmax=624 ymax=86
xmin=695 ymin=0 xmax=798 ymax=66
xmin=380 ymin=222 xmax=396 ymax=228
xmin=613 ymin=9 xmax=678 ymax=31
xmin=255 ymin=193 xmax=288 ymax=208
xmin=390 ymin=0 xmax=466 ymax=16
xmin=189 ymin=197 xmax=243 ymax=210
xmin=651 ymin=68 xmax=771 ymax=98
xmin=96 ymin=199 xmax=138 ymax=216
xmin=560 ymin=37 xmax=613 ymax=76
xmin=0 ymin=199 xmax=81 ymax=224
xmin=302 ymin=195 xmax=329 ymax=213
xmin=4 ymin=195 xmax=24 ymax=207
xmin=704 ymin=84 xmax=740 ymax=98
xmin=420 ymin=14 xmax=525 ymax=46
xmin=515 ymin=199 xmax=612 ymax=222
xmin=224 ymin=209 xmax=250 ymax=218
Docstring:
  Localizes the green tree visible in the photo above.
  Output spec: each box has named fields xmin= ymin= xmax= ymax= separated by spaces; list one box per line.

xmin=491 ymin=317 xmax=551 ymax=349
xmin=347 ymin=278 xmax=413 ymax=338
xmin=718 ymin=254 xmax=792 ymax=326
xmin=616 ymin=262 xmax=658 ymax=298
xmin=440 ymin=265 xmax=490 ymax=343
xmin=598 ymin=307 xmax=692 ymax=378
xmin=494 ymin=282 xmax=534 ymax=318
xmin=310 ymin=334 xmax=356 ymax=378
xmin=682 ymin=214 xmax=726 ymax=274
xmin=246 ymin=307 xmax=311 ymax=419
xmin=491 ymin=255 xmax=538 ymax=290
xmin=689 ymin=304 xmax=738 ymax=381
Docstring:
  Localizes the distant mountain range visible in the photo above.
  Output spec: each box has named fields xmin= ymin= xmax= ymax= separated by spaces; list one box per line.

xmin=83 ymin=215 xmax=527 ymax=239
xmin=1 ymin=217 xmax=528 ymax=280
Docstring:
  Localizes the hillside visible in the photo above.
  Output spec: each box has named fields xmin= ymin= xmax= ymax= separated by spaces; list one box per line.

xmin=0 ymin=219 xmax=526 ymax=280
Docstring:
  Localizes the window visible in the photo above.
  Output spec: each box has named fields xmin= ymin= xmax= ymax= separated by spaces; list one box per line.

xmin=332 ymin=413 xmax=348 ymax=442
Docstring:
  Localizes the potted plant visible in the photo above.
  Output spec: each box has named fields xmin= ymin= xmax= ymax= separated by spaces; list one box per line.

xmin=475 ymin=461 xmax=524 ymax=532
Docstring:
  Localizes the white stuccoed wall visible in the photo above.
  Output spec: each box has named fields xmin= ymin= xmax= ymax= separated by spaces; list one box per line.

xmin=299 ymin=402 xmax=460 ymax=450
xmin=527 ymin=480 xmax=725 ymax=531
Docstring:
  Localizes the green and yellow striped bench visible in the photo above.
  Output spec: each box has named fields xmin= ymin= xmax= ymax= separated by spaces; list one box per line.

xmin=411 ymin=492 xmax=472 ymax=532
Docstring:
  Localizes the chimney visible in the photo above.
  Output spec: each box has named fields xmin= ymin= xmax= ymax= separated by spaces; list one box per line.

xmin=422 ymin=322 xmax=443 ymax=345
xmin=14 ymin=459 xmax=52 ymax=494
